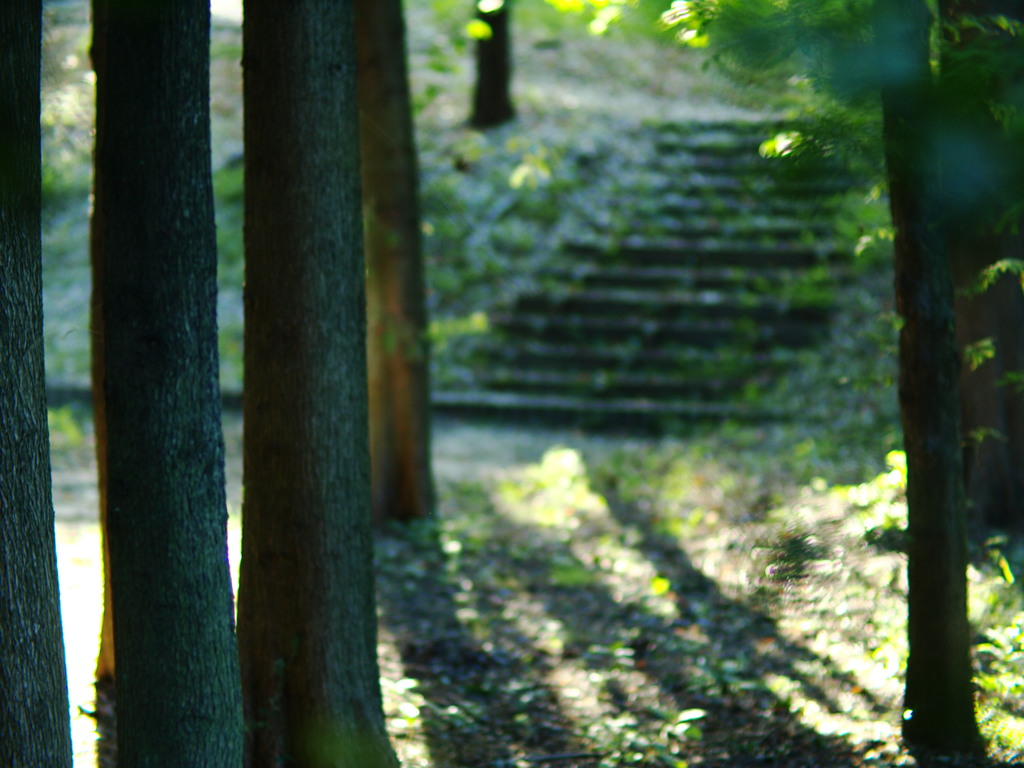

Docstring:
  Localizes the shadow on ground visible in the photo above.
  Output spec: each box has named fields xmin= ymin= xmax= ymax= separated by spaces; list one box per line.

xmin=373 ymin=462 xmax=930 ymax=768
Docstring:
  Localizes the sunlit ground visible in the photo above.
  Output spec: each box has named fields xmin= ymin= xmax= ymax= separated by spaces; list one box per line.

xmin=210 ymin=0 xmax=241 ymax=23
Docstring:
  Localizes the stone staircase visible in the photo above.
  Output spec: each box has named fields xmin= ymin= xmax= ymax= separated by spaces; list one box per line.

xmin=432 ymin=120 xmax=852 ymax=431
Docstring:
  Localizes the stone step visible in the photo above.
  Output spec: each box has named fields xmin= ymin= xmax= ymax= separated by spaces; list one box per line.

xmin=484 ymin=339 xmax=796 ymax=376
xmin=436 ymin=119 xmax=850 ymax=430
xmin=565 ymin=238 xmax=838 ymax=269
xmin=629 ymin=169 xmax=852 ymax=199
xmin=648 ymin=123 xmax=780 ymax=152
xmin=539 ymin=264 xmax=834 ymax=294
xmin=655 ymin=191 xmax=840 ymax=218
xmin=477 ymin=368 xmax=768 ymax=399
xmin=430 ymin=389 xmax=789 ymax=430
xmin=490 ymin=311 xmax=824 ymax=348
xmin=626 ymin=217 xmax=830 ymax=243
xmin=509 ymin=288 xmax=831 ymax=324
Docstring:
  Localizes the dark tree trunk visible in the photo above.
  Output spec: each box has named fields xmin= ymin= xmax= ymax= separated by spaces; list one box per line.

xmin=952 ymin=233 xmax=1024 ymax=532
xmin=877 ymin=0 xmax=983 ymax=755
xmin=470 ymin=0 xmax=515 ymax=128
xmin=0 ymin=3 xmax=74 ymax=764
xmin=940 ymin=0 xmax=1024 ymax=532
xmin=237 ymin=1 xmax=400 ymax=766
xmin=93 ymin=0 xmax=244 ymax=764
xmin=356 ymin=0 xmax=435 ymax=523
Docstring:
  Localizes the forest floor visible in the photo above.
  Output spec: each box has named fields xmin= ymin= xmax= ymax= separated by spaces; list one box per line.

xmin=41 ymin=0 xmax=1024 ymax=766
xmin=52 ymin=404 xmax=1024 ymax=768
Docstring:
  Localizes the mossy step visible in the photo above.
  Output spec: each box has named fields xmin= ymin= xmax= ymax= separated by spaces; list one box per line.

xmin=655 ymin=191 xmax=842 ymax=219
xmin=565 ymin=238 xmax=839 ymax=269
xmin=635 ymin=215 xmax=832 ymax=242
xmin=633 ymin=169 xmax=853 ymax=198
xmin=438 ymin=119 xmax=850 ymax=430
xmin=642 ymin=118 xmax=791 ymax=133
xmin=510 ymin=288 xmax=831 ymax=323
xmin=477 ymin=368 xmax=767 ymax=399
xmin=430 ymin=389 xmax=789 ymax=429
xmin=539 ymin=264 xmax=836 ymax=293
xmin=490 ymin=311 xmax=824 ymax=348
xmin=648 ymin=126 xmax=778 ymax=152
xmin=485 ymin=339 xmax=796 ymax=375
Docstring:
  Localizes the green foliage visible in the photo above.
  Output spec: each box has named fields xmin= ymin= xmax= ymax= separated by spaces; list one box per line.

xmin=47 ymin=405 xmax=86 ymax=449
xmin=212 ymin=162 xmax=244 ymax=269
xmin=976 ymin=612 xmax=1024 ymax=738
xmin=211 ymin=162 xmax=245 ymax=391
xmin=465 ymin=18 xmax=493 ymax=39
xmin=418 ymin=128 xmax=579 ymax=329
xmin=660 ymin=0 xmax=1024 ymax=239
xmin=41 ymin=10 xmax=93 ymax=206
xmin=963 ymin=336 xmax=996 ymax=372
xmin=962 ymin=257 xmax=1024 ymax=297
xmin=842 ymin=450 xmax=908 ymax=549
xmin=545 ymin=0 xmax=633 ymax=35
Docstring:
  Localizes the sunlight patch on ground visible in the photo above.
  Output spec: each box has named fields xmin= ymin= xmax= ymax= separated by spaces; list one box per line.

xmin=55 ymin=517 xmax=243 ymax=768
xmin=56 ymin=521 xmax=102 ymax=768
xmin=211 ymin=0 xmax=241 ymax=23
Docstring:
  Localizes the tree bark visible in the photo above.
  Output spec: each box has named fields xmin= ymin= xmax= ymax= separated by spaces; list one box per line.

xmin=237 ymin=1 xmax=400 ymax=765
xmin=940 ymin=0 xmax=1024 ymax=532
xmin=470 ymin=0 xmax=516 ymax=128
xmin=356 ymin=0 xmax=435 ymax=523
xmin=951 ymin=233 xmax=1024 ymax=531
xmin=93 ymin=0 xmax=244 ymax=764
xmin=0 ymin=2 xmax=75 ymax=764
xmin=877 ymin=0 xmax=983 ymax=754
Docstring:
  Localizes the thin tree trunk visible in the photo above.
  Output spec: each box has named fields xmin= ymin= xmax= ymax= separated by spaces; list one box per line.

xmin=470 ymin=0 xmax=515 ymax=128
xmin=356 ymin=0 xmax=435 ymax=523
xmin=877 ymin=0 xmax=983 ymax=754
xmin=237 ymin=1 xmax=400 ymax=765
xmin=0 ymin=2 xmax=74 ymax=764
xmin=93 ymin=0 xmax=244 ymax=763
xmin=88 ymin=0 xmax=117 ymax=706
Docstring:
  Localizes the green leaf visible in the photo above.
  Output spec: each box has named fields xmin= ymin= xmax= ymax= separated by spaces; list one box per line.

xmin=964 ymin=258 xmax=1024 ymax=297
xmin=650 ymin=576 xmax=672 ymax=596
xmin=997 ymin=369 xmax=1024 ymax=392
xmin=996 ymin=554 xmax=1016 ymax=585
xmin=964 ymin=336 xmax=996 ymax=371
xmin=465 ymin=19 xmax=493 ymax=39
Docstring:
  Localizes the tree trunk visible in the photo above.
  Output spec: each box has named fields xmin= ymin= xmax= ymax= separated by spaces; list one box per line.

xmin=88 ymin=0 xmax=116 ymax=703
xmin=356 ymin=0 xmax=435 ymax=523
xmin=940 ymin=0 xmax=1024 ymax=532
xmin=93 ymin=0 xmax=244 ymax=764
xmin=237 ymin=1 xmax=400 ymax=766
xmin=877 ymin=0 xmax=983 ymax=754
xmin=952 ymin=232 xmax=1024 ymax=532
xmin=0 ymin=3 xmax=75 ymax=764
xmin=470 ymin=0 xmax=516 ymax=128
